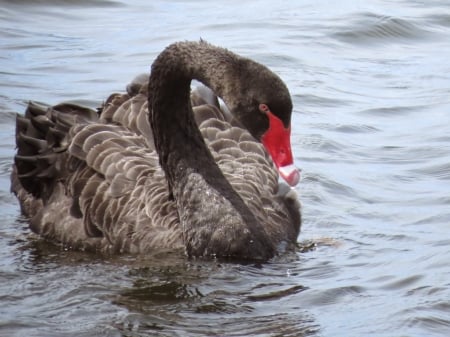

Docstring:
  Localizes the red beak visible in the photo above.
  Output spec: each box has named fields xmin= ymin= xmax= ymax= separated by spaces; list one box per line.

xmin=260 ymin=108 xmax=300 ymax=186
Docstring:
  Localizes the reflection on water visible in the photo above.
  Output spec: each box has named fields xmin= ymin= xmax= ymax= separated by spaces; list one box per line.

xmin=1 ymin=0 xmax=450 ymax=336
xmin=113 ymin=257 xmax=318 ymax=337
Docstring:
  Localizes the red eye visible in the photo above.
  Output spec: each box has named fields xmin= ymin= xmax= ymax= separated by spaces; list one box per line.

xmin=259 ymin=103 xmax=270 ymax=114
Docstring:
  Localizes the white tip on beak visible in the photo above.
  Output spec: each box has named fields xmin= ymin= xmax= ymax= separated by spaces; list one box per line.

xmin=278 ymin=164 xmax=301 ymax=186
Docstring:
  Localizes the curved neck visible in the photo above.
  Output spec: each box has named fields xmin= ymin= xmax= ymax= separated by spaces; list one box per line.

xmin=147 ymin=41 xmax=237 ymax=197
xmin=147 ymin=41 xmax=273 ymax=259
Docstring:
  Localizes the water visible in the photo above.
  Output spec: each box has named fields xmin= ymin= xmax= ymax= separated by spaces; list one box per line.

xmin=1 ymin=0 xmax=449 ymax=336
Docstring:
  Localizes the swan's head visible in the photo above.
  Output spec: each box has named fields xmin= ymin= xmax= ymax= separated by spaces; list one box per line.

xmin=225 ymin=59 xmax=301 ymax=187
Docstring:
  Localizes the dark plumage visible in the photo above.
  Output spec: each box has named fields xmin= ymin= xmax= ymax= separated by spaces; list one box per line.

xmin=11 ymin=41 xmax=301 ymax=260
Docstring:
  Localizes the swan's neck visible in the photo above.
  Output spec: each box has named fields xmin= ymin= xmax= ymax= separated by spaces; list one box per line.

xmin=148 ymin=41 xmax=274 ymax=259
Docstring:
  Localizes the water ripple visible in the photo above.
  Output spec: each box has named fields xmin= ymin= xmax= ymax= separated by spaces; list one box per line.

xmin=379 ymin=274 xmax=424 ymax=291
xmin=332 ymin=13 xmax=440 ymax=45
xmin=247 ymin=284 xmax=307 ymax=302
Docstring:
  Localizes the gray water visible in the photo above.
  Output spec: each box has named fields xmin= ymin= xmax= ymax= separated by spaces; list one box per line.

xmin=1 ymin=1 xmax=449 ymax=336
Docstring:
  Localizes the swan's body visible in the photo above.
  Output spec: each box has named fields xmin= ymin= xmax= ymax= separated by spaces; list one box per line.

xmin=12 ymin=41 xmax=301 ymax=260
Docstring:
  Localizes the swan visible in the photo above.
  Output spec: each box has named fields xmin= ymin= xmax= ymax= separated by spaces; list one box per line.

xmin=11 ymin=41 xmax=301 ymax=260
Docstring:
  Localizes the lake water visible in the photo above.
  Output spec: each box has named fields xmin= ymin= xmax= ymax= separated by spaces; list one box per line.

xmin=1 ymin=1 xmax=449 ymax=336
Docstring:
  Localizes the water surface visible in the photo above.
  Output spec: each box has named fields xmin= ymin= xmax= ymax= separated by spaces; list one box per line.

xmin=1 ymin=1 xmax=449 ymax=336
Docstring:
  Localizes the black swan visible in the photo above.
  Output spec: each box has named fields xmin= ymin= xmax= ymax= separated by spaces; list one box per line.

xmin=11 ymin=41 xmax=301 ymax=260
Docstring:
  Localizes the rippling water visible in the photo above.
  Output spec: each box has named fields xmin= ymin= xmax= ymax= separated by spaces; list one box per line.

xmin=1 ymin=1 xmax=449 ymax=336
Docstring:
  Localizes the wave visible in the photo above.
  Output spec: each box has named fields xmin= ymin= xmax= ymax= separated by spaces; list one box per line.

xmin=331 ymin=13 xmax=438 ymax=45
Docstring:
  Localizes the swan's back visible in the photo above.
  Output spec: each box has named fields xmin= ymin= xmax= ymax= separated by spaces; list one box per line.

xmin=12 ymin=75 xmax=300 ymax=256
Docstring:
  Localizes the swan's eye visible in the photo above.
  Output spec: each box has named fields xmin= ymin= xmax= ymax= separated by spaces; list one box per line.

xmin=259 ymin=103 xmax=270 ymax=114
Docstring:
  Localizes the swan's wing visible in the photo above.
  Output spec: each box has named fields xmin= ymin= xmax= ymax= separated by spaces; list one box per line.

xmin=68 ymin=120 xmax=181 ymax=253
xmin=12 ymin=102 xmax=108 ymax=250
xmin=99 ymin=86 xmax=155 ymax=150
xmin=12 ymin=93 xmax=182 ymax=253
